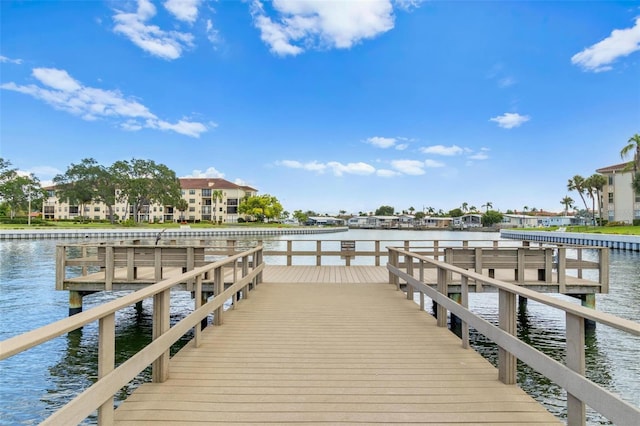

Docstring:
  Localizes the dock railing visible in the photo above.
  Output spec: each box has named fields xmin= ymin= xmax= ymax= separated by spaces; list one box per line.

xmin=57 ymin=239 xmax=608 ymax=292
xmin=387 ymin=246 xmax=639 ymax=426
xmin=0 ymin=246 xmax=264 ymax=425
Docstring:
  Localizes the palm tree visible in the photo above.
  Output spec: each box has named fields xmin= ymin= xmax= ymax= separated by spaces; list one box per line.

xmin=523 ymin=206 xmax=529 ymax=215
xmin=560 ymin=196 xmax=574 ymax=216
xmin=469 ymin=205 xmax=477 ymax=213
xmin=586 ymin=174 xmax=607 ymax=225
xmin=482 ymin=202 xmax=492 ymax=212
xmin=567 ymin=175 xmax=590 ymax=217
xmin=621 ymin=133 xmax=640 ymax=194
xmin=211 ymin=190 xmax=223 ymax=224
xmin=461 ymin=202 xmax=468 ymax=213
xmin=408 ymin=206 xmax=415 ymax=215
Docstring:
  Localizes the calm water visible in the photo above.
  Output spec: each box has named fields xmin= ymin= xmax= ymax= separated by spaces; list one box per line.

xmin=0 ymin=229 xmax=638 ymax=425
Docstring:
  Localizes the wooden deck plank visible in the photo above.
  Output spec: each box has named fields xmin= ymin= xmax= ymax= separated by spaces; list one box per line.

xmin=114 ymin=280 xmax=560 ymax=425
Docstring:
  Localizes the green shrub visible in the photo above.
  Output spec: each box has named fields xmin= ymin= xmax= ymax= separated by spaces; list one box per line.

xmin=634 ymin=219 xmax=640 ymax=226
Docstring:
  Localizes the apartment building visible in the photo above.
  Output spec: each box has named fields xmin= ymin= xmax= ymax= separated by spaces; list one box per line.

xmin=596 ymin=162 xmax=640 ymax=223
xmin=43 ymin=178 xmax=258 ymax=224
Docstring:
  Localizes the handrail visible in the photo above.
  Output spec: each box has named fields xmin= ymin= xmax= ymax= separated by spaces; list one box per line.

xmin=387 ymin=246 xmax=640 ymax=426
xmin=0 ymin=246 xmax=264 ymax=425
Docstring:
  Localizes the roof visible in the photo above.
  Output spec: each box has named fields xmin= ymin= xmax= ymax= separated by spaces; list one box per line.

xmin=596 ymin=162 xmax=633 ymax=173
xmin=178 ymin=178 xmax=256 ymax=191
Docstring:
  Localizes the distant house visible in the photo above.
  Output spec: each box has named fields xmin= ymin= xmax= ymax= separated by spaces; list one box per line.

xmin=456 ymin=214 xmax=482 ymax=228
xmin=306 ymin=216 xmax=345 ymax=226
xmin=419 ymin=216 xmax=451 ymax=228
xmin=398 ymin=214 xmax=415 ymax=228
xmin=347 ymin=216 xmax=369 ymax=228
xmin=596 ymin=162 xmax=640 ymax=224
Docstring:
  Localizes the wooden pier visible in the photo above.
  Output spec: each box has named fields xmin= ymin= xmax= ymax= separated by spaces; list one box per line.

xmin=1 ymin=241 xmax=638 ymax=425
xmin=114 ymin=278 xmax=559 ymax=424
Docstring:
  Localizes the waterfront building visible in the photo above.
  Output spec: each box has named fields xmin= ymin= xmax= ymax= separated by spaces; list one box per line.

xmin=596 ymin=162 xmax=640 ymax=224
xmin=43 ymin=178 xmax=257 ymax=224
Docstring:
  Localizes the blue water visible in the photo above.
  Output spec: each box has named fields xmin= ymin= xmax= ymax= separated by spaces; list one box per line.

xmin=0 ymin=230 xmax=638 ymax=425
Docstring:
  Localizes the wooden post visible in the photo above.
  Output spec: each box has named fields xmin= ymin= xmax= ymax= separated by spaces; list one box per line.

xmin=214 ymin=266 xmax=223 ymax=326
xmin=152 ymin=289 xmax=170 ymax=383
xmin=436 ymin=267 xmax=447 ymax=328
xmin=374 ymin=240 xmax=380 ymax=266
xmin=195 ymin=274 xmax=203 ymax=347
xmin=154 ymin=247 xmax=162 ymax=281
xmin=498 ymin=289 xmax=516 ymax=384
xmin=474 ymin=247 xmax=483 ymax=292
xmin=69 ymin=291 xmax=84 ymax=316
xmin=406 ymin=253 xmax=414 ymax=301
xmin=287 ymin=240 xmax=293 ymax=266
xmin=256 ymin=248 xmax=264 ymax=285
xmin=242 ymin=255 xmax=249 ymax=299
xmin=460 ymin=276 xmax=469 ymax=349
xmin=105 ymin=246 xmax=114 ymax=291
xmin=566 ymin=312 xmax=586 ymax=426
xmin=55 ymin=245 xmax=65 ymax=290
xmin=599 ymin=248 xmax=609 ymax=293
xmin=516 ymin=248 xmax=525 ymax=283
xmin=126 ymin=247 xmax=135 ymax=280
xmin=316 ymin=240 xmax=322 ymax=266
xmin=97 ymin=313 xmax=115 ymax=425
xmin=558 ymin=247 xmax=567 ymax=294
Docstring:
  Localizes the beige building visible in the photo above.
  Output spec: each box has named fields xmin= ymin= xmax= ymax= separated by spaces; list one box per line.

xmin=596 ymin=162 xmax=640 ymax=224
xmin=43 ymin=178 xmax=257 ymax=224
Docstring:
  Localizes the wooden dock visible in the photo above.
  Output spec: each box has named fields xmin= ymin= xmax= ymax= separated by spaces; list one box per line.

xmin=114 ymin=268 xmax=560 ymax=425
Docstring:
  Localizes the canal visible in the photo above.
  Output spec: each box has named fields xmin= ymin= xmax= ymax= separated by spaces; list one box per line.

xmin=0 ymin=229 xmax=638 ymax=425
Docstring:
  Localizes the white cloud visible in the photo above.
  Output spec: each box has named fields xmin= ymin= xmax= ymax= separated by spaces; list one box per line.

xmin=419 ymin=144 xmax=464 ymax=156
xmin=498 ymin=76 xmax=516 ymax=88
xmin=468 ymin=152 xmax=489 ymax=161
xmin=366 ymin=136 xmax=397 ymax=148
xmin=206 ymin=19 xmax=220 ymax=46
xmin=376 ymin=169 xmax=400 ymax=177
xmin=164 ymin=0 xmax=202 ymax=23
xmin=113 ymin=0 xmax=194 ymax=60
xmin=183 ymin=167 xmax=225 ymax=178
xmin=571 ymin=17 xmax=640 ymax=72
xmin=1 ymin=67 xmax=208 ymax=138
xmin=391 ymin=159 xmax=425 ymax=175
xmin=489 ymin=112 xmax=530 ymax=129
xmin=250 ymin=0 xmax=395 ymax=56
xmin=327 ymin=161 xmax=376 ymax=176
xmin=424 ymin=159 xmax=445 ymax=168
xmin=0 ymin=55 xmax=23 ymax=64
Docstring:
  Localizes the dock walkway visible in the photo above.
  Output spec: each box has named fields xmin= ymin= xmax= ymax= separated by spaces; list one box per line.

xmin=114 ymin=267 xmax=559 ymax=425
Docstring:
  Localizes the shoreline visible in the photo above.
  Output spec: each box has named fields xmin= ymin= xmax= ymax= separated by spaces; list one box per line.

xmin=0 ymin=226 xmax=349 ymax=240
xmin=501 ymin=229 xmax=640 ymax=251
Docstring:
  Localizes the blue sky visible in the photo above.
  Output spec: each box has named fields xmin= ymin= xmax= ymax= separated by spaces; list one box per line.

xmin=1 ymin=1 xmax=639 ymax=215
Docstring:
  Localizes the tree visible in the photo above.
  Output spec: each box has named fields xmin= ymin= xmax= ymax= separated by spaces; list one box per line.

xmin=621 ymin=133 xmax=640 ymax=194
xmin=1 ymin=173 xmax=43 ymax=219
xmin=414 ymin=211 xmax=425 ymax=221
xmin=175 ymin=198 xmax=188 ymax=222
xmin=111 ymin=159 xmax=181 ymax=223
xmin=469 ymin=205 xmax=477 ymax=213
xmin=211 ymin=189 xmax=224 ymax=224
xmin=482 ymin=201 xmax=493 ymax=212
xmin=461 ymin=202 xmax=468 ymax=213
xmin=293 ymin=210 xmax=308 ymax=224
xmin=448 ymin=208 xmax=463 ymax=217
xmin=585 ymin=174 xmax=607 ymax=225
xmin=560 ymin=196 xmax=574 ymax=216
xmin=481 ymin=210 xmax=504 ymax=227
xmin=523 ymin=206 xmax=529 ymax=215
xmin=375 ymin=205 xmax=394 ymax=216
xmin=408 ymin=206 xmax=415 ymax=215
xmin=567 ymin=175 xmax=590 ymax=218
xmin=238 ymin=194 xmax=283 ymax=222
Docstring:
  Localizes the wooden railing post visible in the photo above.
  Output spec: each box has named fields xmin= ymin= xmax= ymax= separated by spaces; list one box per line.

xmin=566 ymin=312 xmax=586 ymax=426
xmin=436 ymin=267 xmax=447 ymax=328
xmin=599 ymin=248 xmax=609 ymax=293
xmin=194 ymin=274 xmax=203 ymax=347
xmin=214 ymin=266 xmax=224 ymax=326
xmin=389 ymin=250 xmax=399 ymax=289
xmin=152 ymin=289 xmax=170 ymax=383
xmin=460 ymin=276 xmax=469 ymax=349
xmin=419 ymin=259 xmax=425 ymax=311
xmin=474 ymin=247 xmax=483 ymax=292
xmin=55 ymin=246 xmax=66 ymax=290
xmin=558 ymin=247 xmax=567 ymax=293
xmin=287 ymin=240 xmax=293 ymax=266
xmin=256 ymin=248 xmax=263 ymax=285
xmin=375 ymin=240 xmax=381 ymax=266
xmin=97 ymin=312 xmax=115 ymax=425
xmin=242 ymin=255 xmax=249 ymax=299
xmin=498 ymin=289 xmax=516 ymax=384
xmin=516 ymin=248 xmax=525 ymax=282
xmin=105 ymin=246 xmax=114 ymax=291
xmin=316 ymin=241 xmax=322 ymax=266
xmin=154 ymin=247 xmax=162 ymax=281
xmin=406 ymin=253 xmax=414 ymax=300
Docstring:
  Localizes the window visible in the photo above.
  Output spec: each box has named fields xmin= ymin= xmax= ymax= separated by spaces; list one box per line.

xmin=608 ymin=175 xmax=614 ymax=185
xmin=153 ymin=207 xmax=157 ymax=212
xmin=181 ymin=190 xmax=185 ymax=195
xmin=608 ymin=193 xmax=614 ymax=203
xmin=94 ymin=206 xmax=100 ymax=212
xmin=202 ymin=189 xmax=211 ymax=197
xmin=189 ymin=199 xmax=195 ymax=204
xmin=189 ymin=189 xmax=196 ymax=195
xmin=189 ymin=207 xmax=196 ymax=212
xmin=94 ymin=216 xmax=100 ymax=220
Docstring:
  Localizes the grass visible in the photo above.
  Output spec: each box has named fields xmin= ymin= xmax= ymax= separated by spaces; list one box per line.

xmin=0 ymin=221 xmax=297 ymax=230
xmin=513 ymin=225 xmax=640 ymax=236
